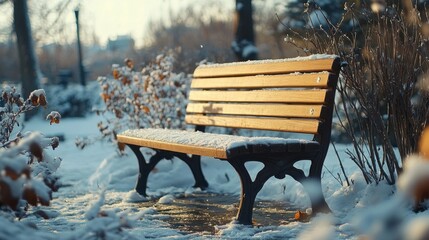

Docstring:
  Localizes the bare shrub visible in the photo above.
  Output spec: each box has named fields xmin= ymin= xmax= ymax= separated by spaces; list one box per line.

xmin=82 ymin=49 xmax=190 ymax=149
xmin=44 ymin=83 xmax=99 ymax=118
xmin=285 ymin=3 xmax=429 ymax=184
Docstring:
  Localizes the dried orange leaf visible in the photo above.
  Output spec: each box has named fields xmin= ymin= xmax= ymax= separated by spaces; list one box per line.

xmin=294 ymin=211 xmax=310 ymax=222
xmin=38 ymin=94 xmax=47 ymax=107
xmin=30 ymin=95 xmax=39 ymax=106
xmin=118 ymin=142 xmax=126 ymax=152
xmin=23 ymin=187 xmax=38 ymax=206
xmin=113 ymin=69 xmax=120 ymax=79
xmin=29 ymin=142 xmax=43 ymax=162
xmin=124 ymin=58 xmax=134 ymax=69
xmin=46 ymin=111 xmax=61 ymax=125
xmin=114 ymin=109 xmax=123 ymax=118
xmin=4 ymin=167 xmax=20 ymax=180
xmin=100 ymin=93 xmax=110 ymax=102
xmin=413 ymin=175 xmax=429 ymax=204
xmin=0 ymin=180 xmax=19 ymax=210
xmin=122 ymin=76 xmax=130 ymax=85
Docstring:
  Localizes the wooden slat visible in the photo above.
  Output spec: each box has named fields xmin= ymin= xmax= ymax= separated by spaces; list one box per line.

xmin=185 ymin=115 xmax=320 ymax=134
xmin=191 ymin=73 xmax=330 ymax=89
xmin=193 ymin=58 xmax=339 ymax=78
xmin=186 ymin=103 xmax=322 ymax=118
xmin=117 ymin=135 xmax=228 ymax=159
xmin=188 ymin=90 xmax=327 ymax=104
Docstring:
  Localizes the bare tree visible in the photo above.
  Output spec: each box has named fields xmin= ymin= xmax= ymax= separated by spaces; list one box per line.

xmin=13 ymin=0 xmax=41 ymax=120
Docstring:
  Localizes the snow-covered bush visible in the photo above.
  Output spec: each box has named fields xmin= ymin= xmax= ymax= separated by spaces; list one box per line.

xmin=278 ymin=0 xmax=346 ymax=31
xmin=0 ymin=191 xmax=138 ymax=239
xmin=398 ymin=154 xmax=429 ymax=206
xmin=0 ymin=86 xmax=61 ymax=211
xmin=285 ymin=3 xmax=429 ymax=184
xmin=88 ymin=50 xmax=190 ymax=147
xmin=44 ymin=82 xmax=100 ymax=118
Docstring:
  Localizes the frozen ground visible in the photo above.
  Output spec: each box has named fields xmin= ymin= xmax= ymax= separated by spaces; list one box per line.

xmin=2 ymin=114 xmax=429 ymax=239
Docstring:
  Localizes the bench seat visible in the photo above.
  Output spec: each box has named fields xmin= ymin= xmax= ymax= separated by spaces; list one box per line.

xmin=118 ymin=129 xmax=320 ymax=159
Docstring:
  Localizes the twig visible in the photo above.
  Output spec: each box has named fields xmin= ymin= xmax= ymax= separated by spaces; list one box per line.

xmin=332 ymin=142 xmax=350 ymax=187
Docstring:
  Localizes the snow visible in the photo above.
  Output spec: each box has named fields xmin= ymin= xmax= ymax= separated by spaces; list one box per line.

xmin=29 ymin=89 xmax=46 ymax=97
xmin=242 ymin=44 xmax=259 ymax=59
xmin=158 ymin=194 xmax=175 ymax=204
xmin=297 ymin=215 xmax=335 ymax=240
xmin=405 ymin=216 xmax=429 ymax=240
xmin=121 ymin=128 xmax=318 ymax=154
xmin=26 ymin=179 xmax=52 ymax=203
xmin=1 ymin=114 xmax=428 ymax=239
xmin=85 ymin=190 xmax=106 ymax=220
xmin=397 ymin=154 xmax=429 ymax=198
xmin=0 ymin=152 xmax=28 ymax=174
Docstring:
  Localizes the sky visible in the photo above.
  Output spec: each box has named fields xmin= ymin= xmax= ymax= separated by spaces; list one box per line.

xmin=0 ymin=0 xmax=234 ymax=48
xmin=80 ymin=0 xmax=234 ymax=47
xmin=0 ymin=0 xmax=287 ymax=48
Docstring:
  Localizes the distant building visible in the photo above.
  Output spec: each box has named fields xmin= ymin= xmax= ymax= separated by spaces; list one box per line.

xmin=107 ymin=35 xmax=135 ymax=52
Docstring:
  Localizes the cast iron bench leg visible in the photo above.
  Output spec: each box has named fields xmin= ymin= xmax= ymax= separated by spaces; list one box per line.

xmin=306 ymin=158 xmax=330 ymax=214
xmin=229 ymin=160 xmax=279 ymax=225
xmin=128 ymin=145 xmax=209 ymax=196
xmin=277 ymin=159 xmax=331 ymax=215
xmin=128 ymin=145 xmax=163 ymax=197
xmin=230 ymin=156 xmax=330 ymax=225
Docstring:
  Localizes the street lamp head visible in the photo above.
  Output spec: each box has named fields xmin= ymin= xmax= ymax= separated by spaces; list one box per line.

xmin=74 ymin=5 xmax=80 ymax=16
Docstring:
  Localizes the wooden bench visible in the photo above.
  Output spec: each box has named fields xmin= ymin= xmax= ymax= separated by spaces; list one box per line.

xmin=117 ymin=55 xmax=341 ymax=225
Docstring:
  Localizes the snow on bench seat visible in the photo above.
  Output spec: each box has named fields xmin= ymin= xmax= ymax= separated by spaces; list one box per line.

xmin=118 ymin=128 xmax=320 ymax=159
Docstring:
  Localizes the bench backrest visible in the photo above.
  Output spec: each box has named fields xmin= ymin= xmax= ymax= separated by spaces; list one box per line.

xmin=186 ymin=56 xmax=341 ymax=142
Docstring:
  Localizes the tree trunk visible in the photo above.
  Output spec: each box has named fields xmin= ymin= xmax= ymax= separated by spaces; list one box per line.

xmin=13 ymin=0 xmax=41 ymax=120
xmin=232 ymin=0 xmax=258 ymax=61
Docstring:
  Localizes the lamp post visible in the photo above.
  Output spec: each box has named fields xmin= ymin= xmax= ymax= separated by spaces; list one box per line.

xmin=74 ymin=6 xmax=86 ymax=86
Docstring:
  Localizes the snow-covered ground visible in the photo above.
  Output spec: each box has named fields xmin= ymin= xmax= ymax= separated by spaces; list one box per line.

xmin=2 ymin=114 xmax=429 ymax=239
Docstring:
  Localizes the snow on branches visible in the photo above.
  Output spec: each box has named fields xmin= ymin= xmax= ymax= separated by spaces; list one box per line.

xmin=0 ymin=86 xmax=62 ymax=211
xmin=90 ymin=50 xmax=190 ymax=148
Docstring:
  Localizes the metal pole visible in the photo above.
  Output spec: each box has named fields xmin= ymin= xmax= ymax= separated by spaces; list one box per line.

xmin=74 ymin=7 xmax=86 ymax=86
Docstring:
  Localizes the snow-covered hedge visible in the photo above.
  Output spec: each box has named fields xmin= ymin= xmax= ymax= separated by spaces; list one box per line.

xmin=0 ymin=86 xmax=61 ymax=211
xmin=44 ymin=82 xmax=100 ymax=118
xmin=92 ymin=50 xmax=190 ymax=146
